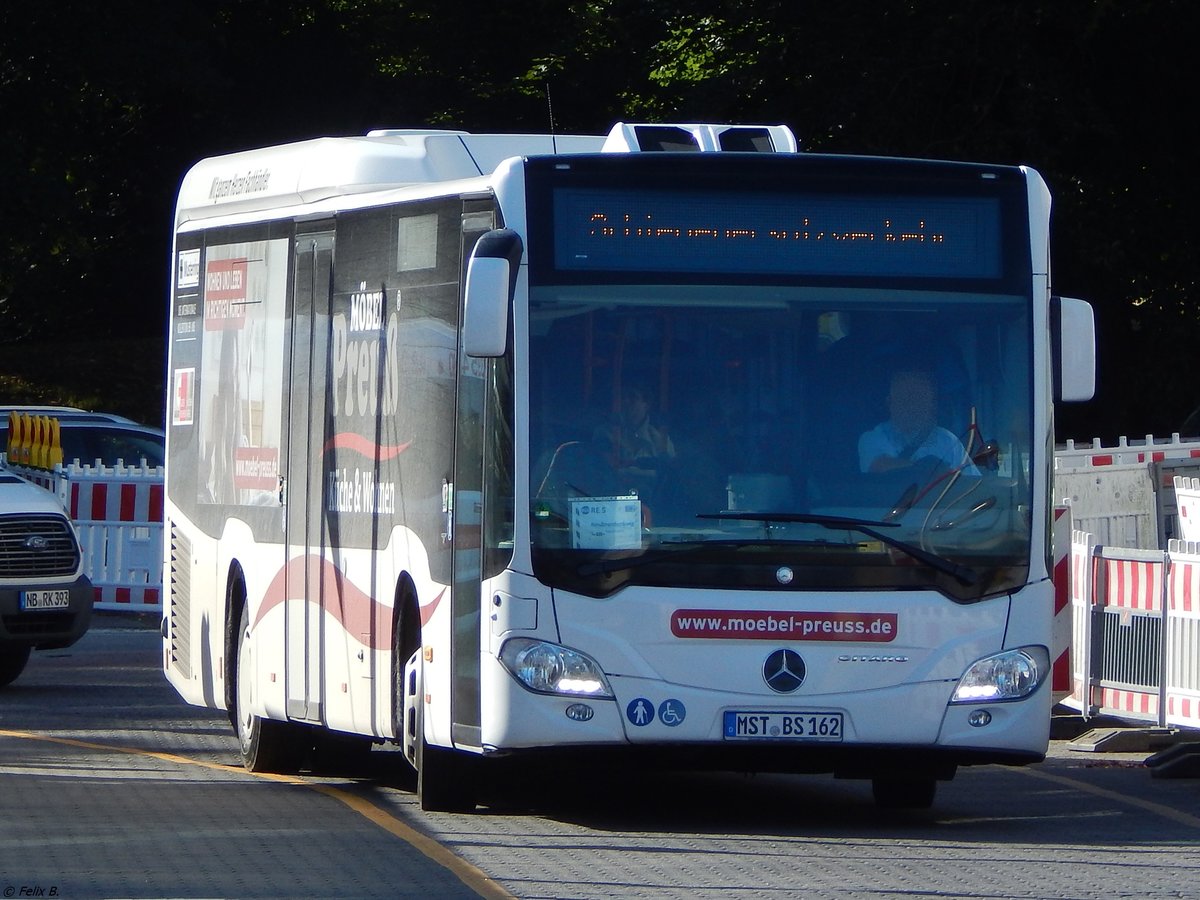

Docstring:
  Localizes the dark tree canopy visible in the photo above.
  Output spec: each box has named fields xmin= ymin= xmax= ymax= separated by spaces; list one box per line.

xmin=2 ymin=0 xmax=1196 ymax=439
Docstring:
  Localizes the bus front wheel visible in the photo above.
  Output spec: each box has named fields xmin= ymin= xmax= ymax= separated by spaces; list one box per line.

xmin=403 ymin=650 xmax=478 ymax=812
xmin=871 ymin=775 xmax=937 ymax=809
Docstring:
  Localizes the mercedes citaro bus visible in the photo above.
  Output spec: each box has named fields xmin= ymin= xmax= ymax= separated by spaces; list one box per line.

xmin=162 ymin=122 xmax=1095 ymax=811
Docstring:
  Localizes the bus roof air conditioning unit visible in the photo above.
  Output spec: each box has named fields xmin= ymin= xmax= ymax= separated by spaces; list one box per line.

xmin=602 ymin=123 xmax=798 ymax=154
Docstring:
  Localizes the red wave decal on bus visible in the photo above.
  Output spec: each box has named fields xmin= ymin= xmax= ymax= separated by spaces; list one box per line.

xmin=256 ymin=555 xmax=446 ymax=650
xmin=322 ymin=432 xmax=412 ymax=461
xmin=419 ymin=588 xmax=444 ymax=626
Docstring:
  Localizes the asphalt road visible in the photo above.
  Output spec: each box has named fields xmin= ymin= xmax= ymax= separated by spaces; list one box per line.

xmin=2 ymin=615 xmax=1199 ymax=899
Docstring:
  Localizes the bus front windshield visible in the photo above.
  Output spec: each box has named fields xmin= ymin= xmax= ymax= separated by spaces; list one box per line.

xmin=527 ymin=284 xmax=1033 ymax=602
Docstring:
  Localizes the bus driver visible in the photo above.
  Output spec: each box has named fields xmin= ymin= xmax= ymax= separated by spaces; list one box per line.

xmin=858 ymin=369 xmax=979 ymax=476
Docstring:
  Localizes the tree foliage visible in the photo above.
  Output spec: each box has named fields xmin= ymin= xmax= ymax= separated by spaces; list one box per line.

xmin=1 ymin=0 xmax=1196 ymax=437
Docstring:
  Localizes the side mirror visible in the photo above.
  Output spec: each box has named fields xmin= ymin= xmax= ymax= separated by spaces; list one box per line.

xmin=463 ymin=229 xmax=523 ymax=358
xmin=1051 ymin=296 xmax=1096 ymax=402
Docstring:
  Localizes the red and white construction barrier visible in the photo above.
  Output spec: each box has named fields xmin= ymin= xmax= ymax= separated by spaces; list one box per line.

xmin=1165 ymin=541 xmax=1200 ymax=729
xmin=63 ymin=465 xmax=164 ymax=610
xmin=1067 ymin=528 xmax=1096 ymax=710
xmin=1064 ymin=529 xmax=1200 ymax=730
xmin=1091 ymin=546 xmax=1166 ymax=723
xmin=1055 ymin=435 xmax=1200 ymax=551
xmin=1 ymin=457 xmax=164 ymax=613
xmin=1174 ymin=476 xmax=1200 ymax=543
xmin=1051 ymin=506 xmax=1072 ymax=700
xmin=1056 ymin=434 xmax=1200 ymax=470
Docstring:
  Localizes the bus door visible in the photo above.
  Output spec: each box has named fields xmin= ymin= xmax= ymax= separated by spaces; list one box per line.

xmin=284 ymin=228 xmax=334 ymax=723
xmin=449 ymin=203 xmax=496 ymax=748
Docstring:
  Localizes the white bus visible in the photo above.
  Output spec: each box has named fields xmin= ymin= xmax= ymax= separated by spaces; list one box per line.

xmin=163 ymin=122 xmax=1095 ymax=811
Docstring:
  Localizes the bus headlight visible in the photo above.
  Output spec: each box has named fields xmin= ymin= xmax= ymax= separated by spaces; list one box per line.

xmin=950 ymin=646 xmax=1049 ymax=703
xmin=499 ymin=638 xmax=614 ymax=698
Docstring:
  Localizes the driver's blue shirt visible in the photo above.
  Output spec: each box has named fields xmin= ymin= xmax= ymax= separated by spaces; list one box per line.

xmin=858 ymin=422 xmax=980 ymax=475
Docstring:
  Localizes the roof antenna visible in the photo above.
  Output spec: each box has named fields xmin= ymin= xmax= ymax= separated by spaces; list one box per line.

xmin=545 ymin=82 xmax=558 ymax=153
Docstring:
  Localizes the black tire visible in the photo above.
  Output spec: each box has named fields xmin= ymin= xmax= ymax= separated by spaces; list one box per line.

xmin=233 ymin=603 xmax=305 ymax=773
xmin=389 ymin=584 xmax=477 ymax=810
xmin=388 ymin=647 xmax=419 ymax=793
xmin=0 ymin=644 xmax=32 ymax=688
xmin=391 ymin=588 xmax=420 ymax=772
xmin=416 ymin=704 xmax=479 ymax=813
xmin=872 ymin=776 xmax=937 ymax=809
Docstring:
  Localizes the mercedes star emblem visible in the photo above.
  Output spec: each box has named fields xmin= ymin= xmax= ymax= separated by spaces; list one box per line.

xmin=763 ymin=648 xmax=806 ymax=693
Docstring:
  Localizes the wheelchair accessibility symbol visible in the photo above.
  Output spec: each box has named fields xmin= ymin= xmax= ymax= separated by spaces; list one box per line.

xmin=658 ymin=699 xmax=686 ymax=727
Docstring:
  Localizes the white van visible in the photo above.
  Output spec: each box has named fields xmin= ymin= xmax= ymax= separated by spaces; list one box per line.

xmin=0 ymin=470 xmax=93 ymax=686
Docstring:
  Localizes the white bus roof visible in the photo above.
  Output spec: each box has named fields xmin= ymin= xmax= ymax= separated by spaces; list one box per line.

xmin=174 ymin=123 xmax=800 ymax=227
xmin=175 ymin=131 xmax=605 ymax=226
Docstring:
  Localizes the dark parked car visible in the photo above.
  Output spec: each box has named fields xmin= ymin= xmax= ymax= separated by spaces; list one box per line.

xmin=1 ymin=406 xmax=164 ymax=468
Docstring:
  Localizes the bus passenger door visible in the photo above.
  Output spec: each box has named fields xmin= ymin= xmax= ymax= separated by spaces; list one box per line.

xmin=284 ymin=229 xmax=334 ymax=723
xmin=449 ymin=206 xmax=495 ymax=748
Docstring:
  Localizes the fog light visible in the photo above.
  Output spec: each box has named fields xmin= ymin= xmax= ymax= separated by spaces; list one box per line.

xmin=967 ymin=709 xmax=992 ymax=728
xmin=565 ymin=703 xmax=594 ymax=722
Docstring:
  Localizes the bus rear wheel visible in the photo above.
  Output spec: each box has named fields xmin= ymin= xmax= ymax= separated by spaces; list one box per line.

xmin=234 ymin=603 xmax=304 ymax=773
xmin=871 ymin=775 xmax=937 ymax=809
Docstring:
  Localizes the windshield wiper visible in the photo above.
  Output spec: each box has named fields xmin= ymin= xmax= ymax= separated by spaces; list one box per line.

xmin=697 ymin=512 xmax=979 ymax=586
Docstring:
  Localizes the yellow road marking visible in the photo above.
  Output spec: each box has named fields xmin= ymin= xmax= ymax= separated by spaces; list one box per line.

xmin=0 ymin=728 xmax=515 ymax=900
xmin=1018 ymin=764 xmax=1200 ymax=830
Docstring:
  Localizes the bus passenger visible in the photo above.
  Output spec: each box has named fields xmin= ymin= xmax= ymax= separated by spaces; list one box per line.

xmin=609 ymin=384 xmax=675 ymax=469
